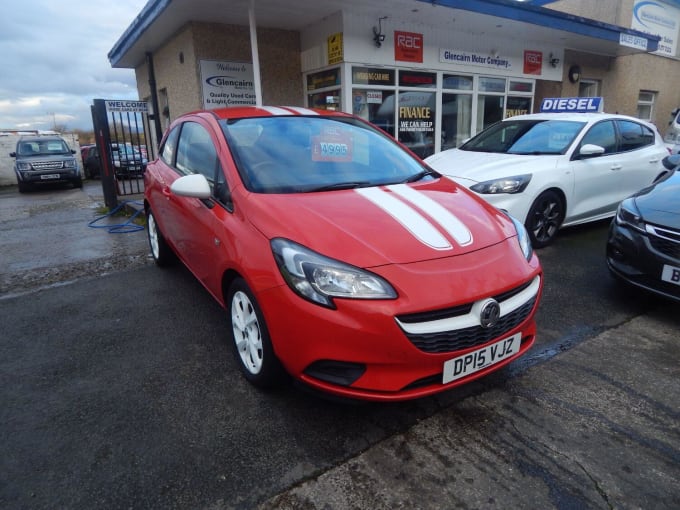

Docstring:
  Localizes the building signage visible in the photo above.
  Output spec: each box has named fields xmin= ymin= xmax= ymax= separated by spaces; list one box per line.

xmin=352 ymin=66 xmax=395 ymax=86
xmin=399 ymin=71 xmax=436 ymax=88
xmin=307 ymin=69 xmax=341 ymax=91
xmin=440 ymin=48 xmax=513 ymax=70
xmin=327 ymin=33 xmax=344 ymax=65
xmin=540 ymin=97 xmax=603 ymax=113
xmin=200 ymin=60 xmax=256 ymax=109
xmin=631 ymin=0 xmax=679 ymax=56
xmin=395 ymin=31 xmax=423 ymax=63
xmin=105 ymin=100 xmax=148 ymax=113
xmin=523 ymin=50 xmax=543 ymax=75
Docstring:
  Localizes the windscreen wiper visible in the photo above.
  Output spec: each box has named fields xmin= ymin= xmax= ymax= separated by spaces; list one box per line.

xmin=304 ymin=181 xmax=371 ymax=192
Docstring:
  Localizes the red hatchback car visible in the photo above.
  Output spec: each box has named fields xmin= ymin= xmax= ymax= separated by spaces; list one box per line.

xmin=144 ymin=106 xmax=543 ymax=401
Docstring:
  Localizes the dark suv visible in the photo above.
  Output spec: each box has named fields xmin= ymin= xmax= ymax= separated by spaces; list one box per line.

xmin=10 ymin=136 xmax=82 ymax=192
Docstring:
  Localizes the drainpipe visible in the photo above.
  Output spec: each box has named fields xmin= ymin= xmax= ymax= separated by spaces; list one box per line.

xmin=146 ymin=52 xmax=163 ymax=145
xmin=249 ymin=0 xmax=263 ymax=107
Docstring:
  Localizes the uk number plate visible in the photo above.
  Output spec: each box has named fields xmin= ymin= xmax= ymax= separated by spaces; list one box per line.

xmin=661 ymin=264 xmax=680 ymax=287
xmin=442 ymin=333 xmax=521 ymax=384
xmin=40 ymin=174 xmax=60 ymax=180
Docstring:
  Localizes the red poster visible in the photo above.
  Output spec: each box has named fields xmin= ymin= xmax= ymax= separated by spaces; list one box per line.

xmin=395 ymin=31 xmax=423 ymax=63
xmin=524 ymin=50 xmax=542 ymax=75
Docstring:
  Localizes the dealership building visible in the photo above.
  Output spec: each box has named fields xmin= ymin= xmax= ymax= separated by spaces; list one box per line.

xmin=109 ymin=0 xmax=680 ymax=157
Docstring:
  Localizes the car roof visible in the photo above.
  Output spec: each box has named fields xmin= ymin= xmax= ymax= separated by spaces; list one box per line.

xmin=19 ymin=135 xmax=65 ymax=142
xmin=502 ymin=112 xmax=646 ymax=124
xmin=194 ymin=106 xmax=353 ymax=121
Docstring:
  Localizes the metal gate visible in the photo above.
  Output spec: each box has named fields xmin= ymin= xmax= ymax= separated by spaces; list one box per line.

xmin=91 ymin=99 xmax=158 ymax=208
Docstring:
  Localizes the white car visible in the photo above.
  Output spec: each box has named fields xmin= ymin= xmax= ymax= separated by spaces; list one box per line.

xmin=425 ymin=112 xmax=670 ymax=247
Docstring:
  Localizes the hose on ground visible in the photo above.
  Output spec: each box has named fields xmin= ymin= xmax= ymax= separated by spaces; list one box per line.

xmin=88 ymin=200 xmax=145 ymax=234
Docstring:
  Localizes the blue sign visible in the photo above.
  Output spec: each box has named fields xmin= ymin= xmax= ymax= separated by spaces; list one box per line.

xmin=540 ymin=97 xmax=603 ymax=113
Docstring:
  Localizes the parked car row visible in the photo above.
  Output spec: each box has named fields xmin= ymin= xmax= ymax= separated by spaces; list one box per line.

xmin=139 ymin=102 xmax=680 ymax=402
xmin=80 ymin=143 xmax=148 ymax=179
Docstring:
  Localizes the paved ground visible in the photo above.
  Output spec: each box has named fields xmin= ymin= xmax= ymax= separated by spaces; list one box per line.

xmin=1 ymin=181 xmax=678 ymax=509
xmin=259 ymin=307 xmax=680 ymax=509
xmin=0 ymin=181 xmax=149 ymax=296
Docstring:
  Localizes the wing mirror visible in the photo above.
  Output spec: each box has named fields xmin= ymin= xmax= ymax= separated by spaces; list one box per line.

xmin=170 ymin=173 xmax=211 ymax=199
xmin=577 ymin=144 xmax=605 ymax=158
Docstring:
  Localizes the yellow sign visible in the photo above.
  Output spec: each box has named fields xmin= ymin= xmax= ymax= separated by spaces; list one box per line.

xmin=328 ymin=33 xmax=343 ymax=65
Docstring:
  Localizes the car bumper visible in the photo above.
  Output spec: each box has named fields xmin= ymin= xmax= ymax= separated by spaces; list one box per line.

xmin=606 ymin=220 xmax=680 ymax=303
xmin=257 ymin=239 xmax=543 ymax=401
xmin=16 ymin=169 xmax=80 ymax=184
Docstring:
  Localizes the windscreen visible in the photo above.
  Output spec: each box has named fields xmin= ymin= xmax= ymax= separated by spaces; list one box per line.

xmin=220 ymin=116 xmax=432 ymax=193
xmin=460 ymin=119 xmax=585 ymax=155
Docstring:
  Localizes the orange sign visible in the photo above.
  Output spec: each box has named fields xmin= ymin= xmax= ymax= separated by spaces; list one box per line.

xmin=395 ymin=31 xmax=423 ymax=63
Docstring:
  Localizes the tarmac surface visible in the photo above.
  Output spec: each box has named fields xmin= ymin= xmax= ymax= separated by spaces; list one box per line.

xmin=1 ymin=181 xmax=678 ymax=509
xmin=260 ymin=308 xmax=679 ymax=509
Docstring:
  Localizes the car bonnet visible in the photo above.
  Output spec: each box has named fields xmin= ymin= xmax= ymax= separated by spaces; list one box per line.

xmin=243 ymin=178 xmax=518 ymax=266
xmin=634 ymin=172 xmax=680 ymax=229
xmin=425 ymin=149 xmax=560 ymax=183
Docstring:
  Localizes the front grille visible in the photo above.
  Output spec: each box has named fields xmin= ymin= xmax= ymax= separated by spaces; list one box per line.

xmin=32 ymin=161 xmax=64 ymax=170
xmin=648 ymin=225 xmax=680 ymax=259
xmin=396 ymin=277 xmax=539 ymax=354
xmin=402 ymin=298 xmax=536 ymax=353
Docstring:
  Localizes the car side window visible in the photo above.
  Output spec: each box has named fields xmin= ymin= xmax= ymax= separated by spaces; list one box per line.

xmin=617 ymin=120 xmax=654 ymax=152
xmin=175 ymin=122 xmax=218 ymax=182
xmin=160 ymin=126 xmax=180 ymax=165
xmin=580 ymin=121 xmax=617 ymax=154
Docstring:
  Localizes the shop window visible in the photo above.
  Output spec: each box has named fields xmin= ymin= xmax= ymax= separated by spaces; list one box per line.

xmin=505 ymin=96 xmax=532 ymax=119
xmin=353 ymin=89 xmax=396 ymax=136
xmin=442 ymin=93 xmax=471 ymax=150
xmin=477 ymin=95 xmax=504 ymax=132
xmin=443 ymin=74 xmax=473 ymax=91
xmin=397 ymin=90 xmax=436 ymax=159
xmin=307 ymin=68 xmax=342 ymax=111
xmin=637 ymin=91 xmax=656 ymax=121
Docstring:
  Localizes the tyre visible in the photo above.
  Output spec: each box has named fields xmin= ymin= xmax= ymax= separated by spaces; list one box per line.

xmin=525 ymin=190 xmax=565 ymax=248
xmin=146 ymin=209 xmax=174 ymax=266
xmin=17 ymin=181 xmax=30 ymax=193
xmin=73 ymin=177 xmax=83 ymax=189
xmin=226 ymin=278 xmax=286 ymax=388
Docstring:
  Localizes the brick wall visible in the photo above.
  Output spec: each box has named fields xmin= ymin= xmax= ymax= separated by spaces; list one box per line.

xmin=0 ymin=133 xmax=82 ymax=187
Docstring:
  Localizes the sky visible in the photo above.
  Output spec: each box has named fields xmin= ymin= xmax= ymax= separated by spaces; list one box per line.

xmin=0 ymin=0 xmax=148 ymax=132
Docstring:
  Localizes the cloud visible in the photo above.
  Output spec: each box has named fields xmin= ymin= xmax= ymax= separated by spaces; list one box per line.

xmin=0 ymin=0 xmax=147 ymax=131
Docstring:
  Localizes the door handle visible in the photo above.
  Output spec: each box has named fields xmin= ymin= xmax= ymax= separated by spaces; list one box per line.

xmin=610 ymin=164 xmax=622 ymax=171
xmin=162 ymin=185 xmax=171 ymax=197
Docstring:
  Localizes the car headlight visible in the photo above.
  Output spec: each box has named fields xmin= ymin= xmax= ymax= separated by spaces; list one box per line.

xmin=505 ymin=214 xmax=533 ymax=261
xmin=615 ymin=198 xmax=646 ymax=233
xmin=470 ymin=174 xmax=532 ymax=194
xmin=16 ymin=162 xmax=32 ymax=171
xmin=271 ymin=238 xmax=397 ymax=308
xmin=63 ymin=159 xmax=76 ymax=169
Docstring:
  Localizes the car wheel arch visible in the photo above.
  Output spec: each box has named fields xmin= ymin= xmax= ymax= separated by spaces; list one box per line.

xmin=524 ymin=187 xmax=567 ymax=248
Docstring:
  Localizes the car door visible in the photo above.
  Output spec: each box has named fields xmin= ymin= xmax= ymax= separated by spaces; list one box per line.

xmin=164 ymin=120 xmax=231 ymax=288
xmin=569 ymin=119 xmax=624 ymax=222
xmin=615 ymin=119 xmax=664 ymax=197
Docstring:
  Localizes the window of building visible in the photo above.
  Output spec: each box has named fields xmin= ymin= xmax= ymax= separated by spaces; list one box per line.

xmin=442 ymin=74 xmax=473 ymax=150
xmin=578 ymin=79 xmax=599 ymax=97
xmin=306 ymin=68 xmax=342 ymax=110
xmin=637 ymin=91 xmax=656 ymax=121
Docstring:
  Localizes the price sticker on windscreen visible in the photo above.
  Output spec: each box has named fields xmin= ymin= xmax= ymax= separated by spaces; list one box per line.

xmin=312 ymin=129 xmax=353 ymax=162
